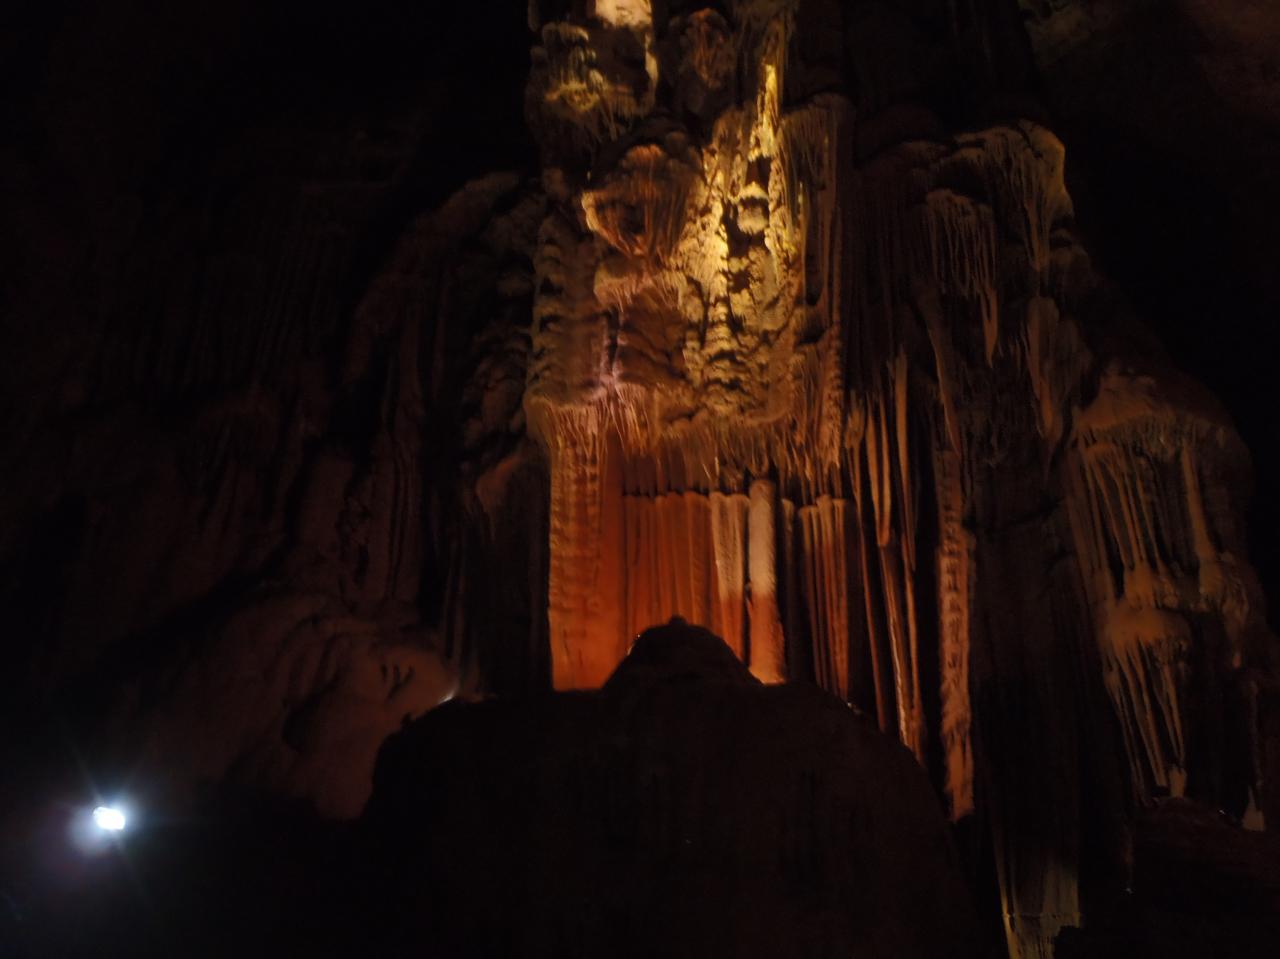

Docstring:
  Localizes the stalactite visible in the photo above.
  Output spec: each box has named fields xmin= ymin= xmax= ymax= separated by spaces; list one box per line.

xmin=1023 ymin=295 xmax=1090 ymax=450
xmin=852 ymin=457 xmax=893 ymax=734
xmin=923 ymin=189 xmax=999 ymax=362
xmin=543 ymin=410 xmax=626 ymax=689
xmin=780 ymin=497 xmax=804 ymax=677
xmin=935 ymin=446 xmax=975 ymax=819
xmin=951 ymin=124 xmax=1071 ymax=285
xmin=1102 ymin=602 xmax=1191 ymax=797
xmin=747 ymin=478 xmax=785 ymax=683
xmin=710 ymin=491 xmax=749 ymax=660
xmin=799 ymin=496 xmax=851 ymax=701
xmin=859 ymin=380 xmax=926 ymax=759
xmin=892 ymin=352 xmax=926 ymax=760
xmin=684 ymin=491 xmax=715 ymax=629
xmin=880 ymin=535 xmax=923 ymax=757
xmin=582 ymin=144 xmax=698 ymax=264
xmin=1063 ymin=360 xmax=1265 ymax=812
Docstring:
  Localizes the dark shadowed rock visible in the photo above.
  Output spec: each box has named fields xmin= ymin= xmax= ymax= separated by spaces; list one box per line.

xmin=1054 ymin=800 xmax=1280 ymax=958
xmin=364 ymin=619 xmax=981 ymax=958
xmin=603 ymin=616 xmax=759 ymax=694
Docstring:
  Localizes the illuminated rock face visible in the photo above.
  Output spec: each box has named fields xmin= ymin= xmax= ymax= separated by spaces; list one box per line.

xmin=7 ymin=3 xmax=1279 ymax=956
xmin=521 ymin=2 xmax=1279 ymax=956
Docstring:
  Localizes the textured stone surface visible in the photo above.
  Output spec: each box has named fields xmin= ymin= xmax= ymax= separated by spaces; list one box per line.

xmin=515 ymin=4 xmax=1280 ymax=956
xmin=1017 ymin=0 xmax=1280 ymax=621
xmin=2 ymin=4 xmax=1279 ymax=957
xmin=0 ymin=0 xmax=544 ymax=821
xmin=1056 ymin=800 xmax=1280 ymax=958
xmin=365 ymin=620 xmax=982 ymax=958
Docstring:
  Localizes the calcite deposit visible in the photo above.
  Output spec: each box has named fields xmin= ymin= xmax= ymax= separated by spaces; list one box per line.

xmin=5 ymin=2 xmax=1279 ymax=957
xmin=518 ymin=2 xmax=1279 ymax=956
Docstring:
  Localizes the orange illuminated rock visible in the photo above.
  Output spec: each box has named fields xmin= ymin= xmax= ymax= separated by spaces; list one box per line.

xmin=520 ymin=4 xmax=1279 ymax=957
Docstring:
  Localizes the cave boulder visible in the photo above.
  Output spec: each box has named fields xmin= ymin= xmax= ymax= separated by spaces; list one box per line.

xmin=364 ymin=619 xmax=981 ymax=958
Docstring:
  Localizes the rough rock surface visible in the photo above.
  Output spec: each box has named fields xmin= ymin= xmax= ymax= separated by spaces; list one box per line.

xmin=2 ymin=3 xmax=1279 ymax=957
xmin=365 ymin=619 xmax=982 ymax=959
xmin=1016 ymin=0 xmax=1280 ymax=618
xmin=517 ymin=3 xmax=1280 ymax=956
xmin=1 ymin=0 xmax=546 ymax=820
xmin=1056 ymin=800 xmax=1280 ymax=958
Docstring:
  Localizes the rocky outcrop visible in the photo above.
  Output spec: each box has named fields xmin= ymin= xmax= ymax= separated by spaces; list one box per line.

xmin=1056 ymin=800 xmax=1280 ymax=958
xmin=365 ymin=619 xmax=982 ymax=958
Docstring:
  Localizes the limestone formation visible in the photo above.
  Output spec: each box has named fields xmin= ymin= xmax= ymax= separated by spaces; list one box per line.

xmin=5 ymin=3 xmax=1279 ymax=957
xmin=518 ymin=2 xmax=1279 ymax=956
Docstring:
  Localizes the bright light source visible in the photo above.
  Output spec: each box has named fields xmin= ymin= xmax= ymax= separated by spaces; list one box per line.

xmin=92 ymin=805 xmax=126 ymax=832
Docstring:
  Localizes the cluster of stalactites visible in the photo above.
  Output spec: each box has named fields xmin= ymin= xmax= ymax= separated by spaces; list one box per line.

xmin=527 ymin=4 xmax=659 ymax=152
xmin=1066 ymin=368 xmax=1256 ymax=801
xmin=583 ymin=142 xmax=700 ymax=268
xmin=831 ymin=124 xmax=1080 ymax=811
xmin=527 ymin=1 xmax=807 ymax=160
xmin=520 ymin=9 xmax=1277 ymax=957
xmin=530 ymin=396 xmax=788 ymax=688
xmin=527 ymin=111 xmax=1094 ymax=828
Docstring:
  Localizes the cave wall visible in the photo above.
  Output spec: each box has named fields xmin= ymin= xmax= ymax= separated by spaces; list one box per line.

xmin=0 ymin=0 xmax=546 ymax=816
xmin=2 ymin=2 xmax=1279 ymax=955
xmin=1016 ymin=0 xmax=1280 ymax=616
